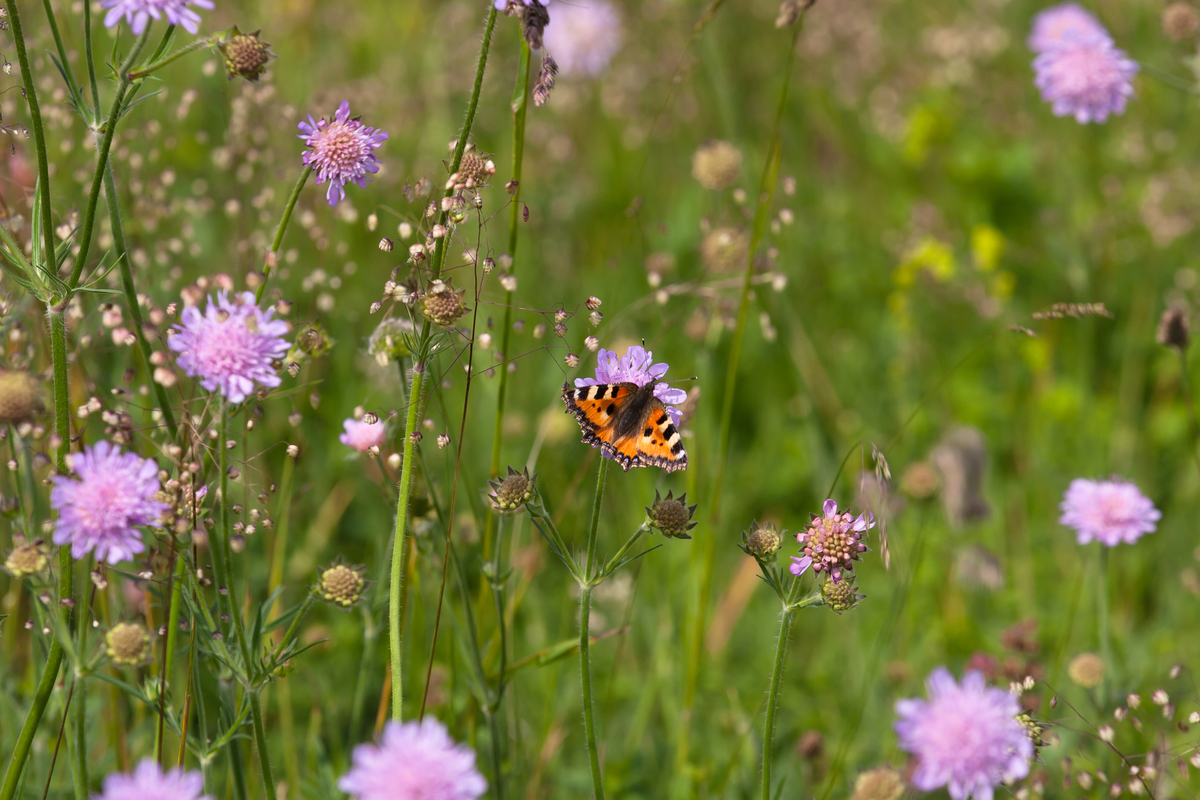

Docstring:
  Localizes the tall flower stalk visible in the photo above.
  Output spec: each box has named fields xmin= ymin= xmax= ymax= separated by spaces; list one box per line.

xmin=579 ymin=459 xmax=609 ymax=800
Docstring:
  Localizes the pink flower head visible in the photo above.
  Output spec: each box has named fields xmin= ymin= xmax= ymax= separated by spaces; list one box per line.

xmin=544 ymin=0 xmax=623 ymax=76
xmin=101 ymin=0 xmax=214 ymax=34
xmin=1059 ymin=478 xmax=1160 ymax=546
xmin=795 ymin=499 xmax=874 ymax=582
xmin=51 ymin=441 xmax=167 ymax=565
xmin=574 ymin=345 xmax=686 ymax=426
xmin=339 ymin=718 xmax=487 ymax=800
xmin=1027 ymin=3 xmax=1110 ymax=53
xmin=1033 ymin=37 xmax=1138 ymax=124
xmin=298 ymin=101 xmax=388 ymax=206
xmin=895 ymin=668 xmax=1033 ymax=800
xmin=340 ymin=417 xmax=387 ymax=453
xmin=95 ymin=759 xmax=211 ymax=800
xmin=169 ymin=291 xmax=290 ymax=404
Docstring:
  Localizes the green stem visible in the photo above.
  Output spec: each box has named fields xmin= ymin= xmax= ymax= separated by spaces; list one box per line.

xmin=348 ymin=617 xmax=379 ymax=741
xmin=70 ymin=559 xmax=90 ymax=800
xmin=430 ymin=7 xmax=497 ymax=279
xmin=0 ymin=643 xmax=63 ymax=800
xmin=83 ymin=0 xmax=99 ymax=115
xmin=255 ymin=167 xmax=311 ymax=304
xmin=38 ymin=0 xmax=83 ymax=114
xmin=156 ymin=545 xmax=185 ymax=764
xmin=68 ymin=31 xmax=150 ymax=289
xmin=580 ymin=459 xmax=609 ymax=800
xmin=1097 ymin=546 xmax=1111 ymax=703
xmin=389 ymin=362 xmax=426 ymax=720
xmin=761 ymin=578 xmax=803 ymax=800
xmin=127 ymin=36 xmax=212 ymax=79
xmin=248 ymin=693 xmax=275 ymax=800
xmin=486 ymin=515 xmax=510 ymax=800
xmin=5 ymin=0 xmax=58 ymax=290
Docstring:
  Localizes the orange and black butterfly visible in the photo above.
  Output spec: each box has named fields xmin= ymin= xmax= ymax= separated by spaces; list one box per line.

xmin=561 ymin=381 xmax=688 ymax=472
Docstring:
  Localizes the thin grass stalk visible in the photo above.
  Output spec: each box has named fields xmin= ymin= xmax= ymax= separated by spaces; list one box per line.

xmin=1096 ymin=546 xmax=1111 ymax=703
xmin=82 ymin=0 xmax=99 ymax=113
xmin=127 ymin=37 xmax=212 ymax=79
xmin=255 ymin=167 xmax=312 ymax=304
xmin=389 ymin=362 xmax=426 ymax=720
xmin=5 ymin=0 xmax=57 ymax=284
xmin=485 ymin=514 xmax=511 ymax=800
xmin=37 ymin=0 xmax=82 ymax=112
xmin=68 ymin=30 xmax=151 ymax=289
xmin=580 ymin=458 xmax=609 ymax=800
xmin=155 ymin=543 xmax=185 ymax=764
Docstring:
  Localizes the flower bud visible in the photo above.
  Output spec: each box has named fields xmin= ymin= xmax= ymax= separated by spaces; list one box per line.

xmin=106 ymin=622 xmax=152 ymax=666
xmin=646 ymin=490 xmax=697 ymax=539
xmin=489 ymin=466 xmax=535 ymax=513
xmin=318 ymin=561 xmax=367 ymax=609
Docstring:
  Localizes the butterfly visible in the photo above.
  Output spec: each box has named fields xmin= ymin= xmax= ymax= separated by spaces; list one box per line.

xmin=561 ymin=381 xmax=688 ymax=472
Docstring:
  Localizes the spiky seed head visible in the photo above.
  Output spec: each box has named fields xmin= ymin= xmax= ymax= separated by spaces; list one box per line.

xmin=647 ymin=490 xmax=698 ymax=539
xmin=106 ymin=622 xmax=151 ymax=666
xmin=420 ymin=280 xmax=469 ymax=327
xmin=850 ymin=767 xmax=905 ymax=800
xmin=1068 ymin=652 xmax=1105 ymax=688
xmin=533 ymin=54 xmax=558 ymax=107
xmin=691 ymin=140 xmax=743 ymax=191
xmin=489 ymin=466 xmax=535 ymax=513
xmin=0 ymin=370 xmax=41 ymax=425
xmin=740 ymin=521 xmax=781 ymax=562
xmin=318 ymin=561 xmax=367 ymax=609
xmin=821 ymin=576 xmax=862 ymax=613
xmin=452 ymin=152 xmax=496 ymax=190
xmin=219 ymin=28 xmax=276 ymax=83
xmin=1157 ymin=305 xmax=1190 ymax=350
xmin=4 ymin=537 xmax=46 ymax=577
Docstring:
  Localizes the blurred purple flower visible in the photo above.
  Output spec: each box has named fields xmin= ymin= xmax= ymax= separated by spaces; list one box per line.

xmin=339 ymin=719 xmax=487 ymax=800
xmin=95 ymin=759 xmax=210 ymax=800
xmin=1027 ymin=3 xmax=1110 ymax=53
xmin=340 ymin=418 xmax=386 ymax=453
xmin=895 ymin=668 xmax=1033 ymax=800
xmin=544 ymin=0 xmax=623 ymax=76
xmin=101 ymin=0 xmax=214 ymax=35
xmin=575 ymin=345 xmax=686 ymax=426
xmin=1059 ymin=478 xmax=1160 ymax=546
xmin=298 ymin=101 xmax=388 ymax=206
xmin=51 ymin=441 xmax=167 ymax=565
xmin=493 ymin=0 xmax=547 ymax=7
xmin=169 ymin=291 xmax=290 ymax=404
xmin=1033 ymin=37 xmax=1137 ymax=124
xmin=796 ymin=498 xmax=873 ymax=582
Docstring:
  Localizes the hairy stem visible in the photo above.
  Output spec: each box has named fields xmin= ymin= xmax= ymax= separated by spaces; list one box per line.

xmin=389 ymin=362 xmax=425 ymax=720
xmin=761 ymin=578 xmax=803 ymax=800
xmin=255 ymin=167 xmax=312 ymax=304
xmin=580 ymin=458 xmax=609 ymax=800
xmin=127 ymin=36 xmax=212 ymax=79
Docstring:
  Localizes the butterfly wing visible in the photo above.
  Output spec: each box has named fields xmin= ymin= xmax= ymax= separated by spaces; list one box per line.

xmin=632 ymin=400 xmax=688 ymax=473
xmin=562 ymin=382 xmax=639 ymax=466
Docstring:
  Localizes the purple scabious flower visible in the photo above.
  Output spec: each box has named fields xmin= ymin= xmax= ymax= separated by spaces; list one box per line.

xmin=339 ymin=719 xmax=487 ymax=800
xmin=169 ymin=291 xmax=290 ymax=404
xmin=95 ymin=759 xmax=211 ymax=800
xmin=574 ymin=345 xmax=686 ymax=426
xmin=1033 ymin=37 xmax=1138 ymax=124
xmin=543 ymin=0 xmax=623 ymax=76
xmin=796 ymin=499 xmax=874 ymax=582
xmin=895 ymin=668 xmax=1033 ymax=800
xmin=297 ymin=101 xmax=388 ymax=206
xmin=789 ymin=554 xmax=813 ymax=577
xmin=1059 ymin=478 xmax=1160 ymax=546
xmin=493 ymin=0 xmax=547 ymax=8
xmin=1027 ymin=3 xmax=1110 ymax=53
xmin=101 ymin=0 xmax=214 ymax=35
xmin=51 ymin=441 xmax=167 ymax=566
xmin=340 ymin=418 xmax=386 ymax=453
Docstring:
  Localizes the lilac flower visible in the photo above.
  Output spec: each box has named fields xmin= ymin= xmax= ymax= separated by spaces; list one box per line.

xmin=789 ymin=554 xmax=813 ymax=577
xmin=493 ymin=0 xmax=547 ymax=8
xmin=796 ymin=499 xmax=874 ymax=582
xmin=1059 ymin=478 xmax=1160 ymax=546
xmin=169 ymin=291 xmax=290 ymax=404
xmin=339 ymin=719 xmax=487 ymax=800
xmin=340 ymin=418 xmax=387 ymax=453
xmin=51 ymin=442 xmax=167 ymax=566
xmin=1027 ymin=3 xmax=1110 ymax=53
xmin=101 ymin=0 xmax=214 ymax=34
xmin=1033 ymin=37 xmax=1138 ymax=124
xmin=298 ymin=101 xmax=388 ymax=206
xmin=575 ymin=345 xmax=686 ymax=426
xmin=95 ymin=759 xmax=211 ymax=800
xmin=895 ymin=668 xmax=1033 ymax=800
xmin=544 ymin=0 xmax=623 ymax=76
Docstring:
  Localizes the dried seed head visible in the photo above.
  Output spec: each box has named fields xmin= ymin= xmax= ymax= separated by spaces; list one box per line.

xmin=1157 ymin=305 xmax=1189 ymax=350
xmin=379 ymin=237 xmax=394 ymax=252
xmin=533 ymin=54 xmax=558 ymax=107
xmin=1163 ymin=2 xmax=1200 ymax=39
xmin=821 ymin=576 xmax=862 ymax=613
xmin=4 ymin=537 xmax=46 ymax=577
xmin=489 ymin=466 xmax=536 ymax=513
xmin=106 ymin=622 xmax=151 ymax=666
xmin=318 ymin=561 xmax=367 ymax=609
xmin=1068 ymin=652 xmax=1105 ymax=688
xmin=451 ymin=151 xmax=496 ymax=190
xmin=420 ymin=279 xmax=469 ymax=327
xmin=523 ymin=1 xmax=550 ymax=49
xmin=564 ymin=353 xmax=579 ymax=368
xmin=691 ymin=140 xmax=743 ymax=191
xmin=218 ymin=28 xmax=276 ymax=83
xmin=850 ymin=767 xmax=904 ymax=800
xmin=584 ymin=335 xmax=600 ymax=352
xmin=0 ymin=370 xmax=41 ymax=425
xmin=646 ymin=490 xmax=698 ymax=539
xmin=701 ymin=227 xmax=749 ymax=273
xmin=586 ymin=296 xmax=602 ymax=311
xmin=740 ymin=521 xmax=781 ymax=561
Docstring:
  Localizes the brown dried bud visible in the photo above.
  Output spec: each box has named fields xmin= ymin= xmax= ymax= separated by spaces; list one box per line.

xmin=420 ymin=279 xmax=469 ymax=327
xmin=523 ymin=2 xmax=549 ymax=49
xmin=1157 ymin=305 xmax=1189 ymax=350
xmin=218 ymin=27 xmax=276 ymax=83
xmin=691 ymin=140 xmax=743 ymax=191
xmin=1164 ymin=3 xmax=1200 ymax=39
xmin=1068 ymin=652 xmax=1105 ymax=688
xmin=850 ymin=767 xmax=904 ymax=800
xmin=0 ymin=370 xmax=41 ymax=425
